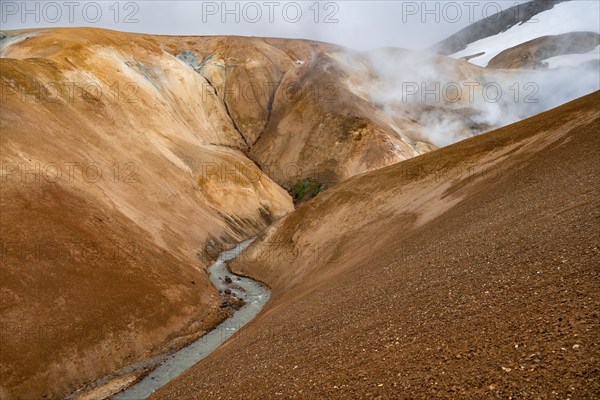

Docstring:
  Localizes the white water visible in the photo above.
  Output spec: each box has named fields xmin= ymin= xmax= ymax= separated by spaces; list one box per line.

xmin=113 ymin=239 xmax=269 ymax=399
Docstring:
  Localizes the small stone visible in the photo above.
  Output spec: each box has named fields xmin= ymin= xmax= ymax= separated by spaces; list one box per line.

xmin=573 ymin=344 xmax=581 ymax=350
xmin=501 ymin=367 xmax=512 ymax=372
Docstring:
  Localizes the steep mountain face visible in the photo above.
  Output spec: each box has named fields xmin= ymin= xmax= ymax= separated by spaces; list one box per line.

xmin=248 ymin=50 xmax=421 ymax=186
xmin=155 ymin=92 xmax=600 ymax=399
xmin=156 ymin=35 xmax=427 ymax=187
xmin=432 ymin=0 xmax=600 ymax=69
xmin=0 ymin=28 xmax=294 ymax=399
xmin=431 ymin=0 xmax=566 ymax=56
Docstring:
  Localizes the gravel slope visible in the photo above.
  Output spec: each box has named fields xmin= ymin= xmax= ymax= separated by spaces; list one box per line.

xmin=152 ymin=92 xmax=600 ymax=399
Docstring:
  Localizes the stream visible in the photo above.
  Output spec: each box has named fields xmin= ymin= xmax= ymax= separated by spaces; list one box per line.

xmin=113 ymin=239 xmax=268 ymax=399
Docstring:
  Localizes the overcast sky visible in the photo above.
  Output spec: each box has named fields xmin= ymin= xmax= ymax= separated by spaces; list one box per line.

xmin=1 ymin=1 xmax=529 ymax=50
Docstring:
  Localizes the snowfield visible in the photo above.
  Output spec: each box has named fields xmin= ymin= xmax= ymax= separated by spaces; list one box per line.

xmin=450 ymin=1 xmax=600 ymax=67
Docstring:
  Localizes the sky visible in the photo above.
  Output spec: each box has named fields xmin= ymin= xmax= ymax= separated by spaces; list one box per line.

xmin=0 ymin=0 xmax=529 ymax=51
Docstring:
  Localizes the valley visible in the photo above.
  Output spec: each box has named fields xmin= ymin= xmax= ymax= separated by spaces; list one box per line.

xmin=1 ymin=1 xmax=599 ymax=398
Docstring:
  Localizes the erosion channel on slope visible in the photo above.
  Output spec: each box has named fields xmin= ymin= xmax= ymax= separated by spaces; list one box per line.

xmin=112 ymin=239 xmax=269 ymax=399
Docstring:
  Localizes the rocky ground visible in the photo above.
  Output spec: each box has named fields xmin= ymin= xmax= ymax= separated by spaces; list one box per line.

xmin=219 ymin=276 xmax=246 ymax=314
xmin=152 ymin=92 xmax=600 ymax=399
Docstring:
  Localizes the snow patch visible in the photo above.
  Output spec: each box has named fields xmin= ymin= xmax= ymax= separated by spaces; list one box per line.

xmin=450 ymin=1 xmax=600 ymax=67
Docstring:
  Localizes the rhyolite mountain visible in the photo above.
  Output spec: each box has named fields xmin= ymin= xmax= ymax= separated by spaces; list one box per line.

xmin=1 ymin=21 xmax=599 ymax=399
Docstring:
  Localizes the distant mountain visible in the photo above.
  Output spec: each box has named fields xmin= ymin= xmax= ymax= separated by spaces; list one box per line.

xmin=487 ymin=31 xmax=600 ymax=69
xmin=432 ymin=0 xmax=600 ymax=69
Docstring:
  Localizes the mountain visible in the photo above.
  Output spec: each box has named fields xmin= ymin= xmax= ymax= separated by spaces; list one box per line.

xmin=153 ymin=91 xmax=600 ymax=399
xmin=1 ymin=25 xmax=599 ymax=399
xmin=0 ymin=28 xmax=294 ymax=400
xmin=0 ymin=27 xmax=496 ymax=399
xmin=432 ymin=0 xmax=600 ymax=69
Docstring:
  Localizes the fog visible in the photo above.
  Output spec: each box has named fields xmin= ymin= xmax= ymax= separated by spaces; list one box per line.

xmin=0 ymin=0 xmax=524 ymax=51
xmin=363 ymin=47 xmax=599 ymax=147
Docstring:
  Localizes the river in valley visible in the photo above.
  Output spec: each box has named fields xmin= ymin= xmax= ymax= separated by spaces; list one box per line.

xmin=113 ymin=239 xmax=268 ymax=399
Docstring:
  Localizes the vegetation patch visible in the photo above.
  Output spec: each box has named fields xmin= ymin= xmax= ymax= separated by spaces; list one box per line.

xmin=289 ymin=178 xmax=325 ymax=205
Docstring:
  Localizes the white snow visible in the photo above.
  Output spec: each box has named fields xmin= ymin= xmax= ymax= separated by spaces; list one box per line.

xmin=544 ymin=45 xmax=600 ymax=68
xmin=450 ymin=1 xmax=600 ymax=67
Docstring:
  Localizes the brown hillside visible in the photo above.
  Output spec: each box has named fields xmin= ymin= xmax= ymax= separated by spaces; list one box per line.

xmin=0 ymin=26 xmax=498 ymax=399
xmin=2 ymin=27 xmax=597 ymax=399
xmin=1 ymin=28 xmax=509 ymax=187
xmin=153 ymin=92 xmax=600 ymax=399
xmin=0 ymin=28 xmax=293 ymax=399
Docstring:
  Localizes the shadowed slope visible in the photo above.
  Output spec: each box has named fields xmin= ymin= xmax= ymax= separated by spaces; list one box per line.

xmin=431 ymin=0 xmax=567 ymax=56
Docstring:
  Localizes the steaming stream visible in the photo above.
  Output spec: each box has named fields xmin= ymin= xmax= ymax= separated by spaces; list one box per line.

xmin=113 ymin=239 xmax=268 ymax=399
